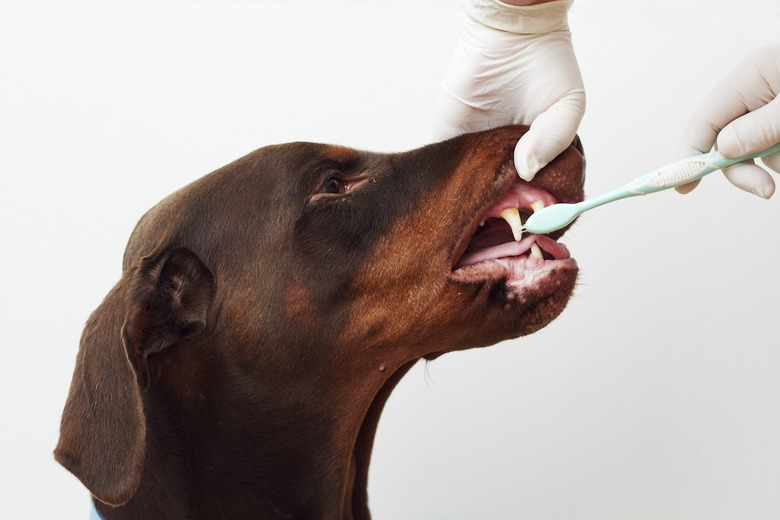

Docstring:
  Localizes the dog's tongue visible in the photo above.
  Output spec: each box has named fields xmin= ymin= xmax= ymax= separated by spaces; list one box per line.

xmin=455 ymin=234 xmax=570 ymax=268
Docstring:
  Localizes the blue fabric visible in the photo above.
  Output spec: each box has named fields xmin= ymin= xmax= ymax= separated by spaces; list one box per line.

xmin=89 ymin=502 xmax=104 ymax=520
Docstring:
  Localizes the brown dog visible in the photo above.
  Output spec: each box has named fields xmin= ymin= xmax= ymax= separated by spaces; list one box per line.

xmin=55 ymin=126 xmax=585 ymax=519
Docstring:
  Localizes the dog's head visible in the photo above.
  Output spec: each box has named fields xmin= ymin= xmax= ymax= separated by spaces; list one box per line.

xmin=55 ymin=126 xmax=584 ymax=512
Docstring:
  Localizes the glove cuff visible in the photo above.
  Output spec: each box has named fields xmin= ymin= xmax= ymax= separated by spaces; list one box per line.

xmin=466 ymin=0 xmax=573 ymax=34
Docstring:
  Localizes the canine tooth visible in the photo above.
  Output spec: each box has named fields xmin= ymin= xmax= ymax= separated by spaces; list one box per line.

xmin=530 ymin=200 xmax=546 ymax=213
xmin=530 ymin=242 xmax=544 ymax=260
xmin=500 ymin=208 xmax=523 ymax=241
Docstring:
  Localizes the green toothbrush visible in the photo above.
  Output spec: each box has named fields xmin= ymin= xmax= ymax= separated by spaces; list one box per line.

xmin=524 ymin=142 xmax=780 ymax=235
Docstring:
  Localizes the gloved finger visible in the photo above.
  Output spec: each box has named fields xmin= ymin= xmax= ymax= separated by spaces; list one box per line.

xmin=674 ymin=179 xmax=701 ymax=195
xmin=677 ymin=81 xmax=749 ymax=158
xmin=514 ymin=90 xmax=585 ymax=181
xmin=678 ymin=47 xmax=779 ymax=158
xmin=677 ymin=162 xmax=776 ymax=198
xmin=677 ymin=44 xmax=780 ymax=195
xmin=722 ymin=161 xmax=776 ymax=199
xmin=761 ymin=152 xmax=780 ymax=174
xmin=717 ymin=96 xmax=780 ymax=158
xmin=675 ymin=83 xmax=741 ymax=194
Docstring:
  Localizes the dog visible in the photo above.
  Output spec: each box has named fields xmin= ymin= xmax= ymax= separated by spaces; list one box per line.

xmin=55 ymin=125 xmax=585 ymax=519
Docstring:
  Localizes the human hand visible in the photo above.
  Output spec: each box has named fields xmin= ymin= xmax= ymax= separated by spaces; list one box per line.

xmin=432 ymin=0 xmax=585 ymax=182
xmin=677 ymin=43 xmax=780 ymax=198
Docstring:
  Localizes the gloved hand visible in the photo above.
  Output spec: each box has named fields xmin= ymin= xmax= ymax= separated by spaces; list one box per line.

xmin=432 ymin=0 xmax=585 ymax=182
xmin=677 ymin=43 xmax=780 ymax=198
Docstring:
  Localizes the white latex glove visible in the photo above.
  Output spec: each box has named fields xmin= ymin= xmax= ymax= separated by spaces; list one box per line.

xmin=432 ymin=0 xmax=585 ymax=181
xmin=677 ymin=43 xmax=780 ymax=198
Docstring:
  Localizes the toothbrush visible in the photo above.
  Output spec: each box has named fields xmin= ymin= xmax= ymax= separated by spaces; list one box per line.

xmin=523 ymin=142 xmax=780 ymax=235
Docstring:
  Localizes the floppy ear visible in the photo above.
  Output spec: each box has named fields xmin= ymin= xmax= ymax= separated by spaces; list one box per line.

xmin=54 ymin=247 xmax=214 ymax=506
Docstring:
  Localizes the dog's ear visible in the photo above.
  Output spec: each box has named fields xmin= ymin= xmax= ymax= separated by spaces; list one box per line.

xmin=54 ymin=247 xmax=215 ymax=506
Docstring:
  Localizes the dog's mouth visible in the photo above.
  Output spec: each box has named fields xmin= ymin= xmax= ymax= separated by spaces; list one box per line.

xmin=450 ymin=176 xmax=577 ymax=286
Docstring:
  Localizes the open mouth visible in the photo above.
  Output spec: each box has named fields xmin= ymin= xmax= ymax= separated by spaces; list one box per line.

xmin=451 ymin=178 xmax=576 ymax=284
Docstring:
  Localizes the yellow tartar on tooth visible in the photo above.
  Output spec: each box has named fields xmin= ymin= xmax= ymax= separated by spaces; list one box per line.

xmin=499 ymin=208 xmax=523 ymax=241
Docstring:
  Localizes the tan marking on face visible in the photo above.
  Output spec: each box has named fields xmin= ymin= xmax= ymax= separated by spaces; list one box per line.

xmin=284 ymin=277 xmax=315 ymax=324
xmin=321 ymin=145 xmax=360 ymax=164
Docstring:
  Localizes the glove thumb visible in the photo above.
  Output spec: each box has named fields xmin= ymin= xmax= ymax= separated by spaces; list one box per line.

xmin=514 ymin=90 xmax=585 ymax=181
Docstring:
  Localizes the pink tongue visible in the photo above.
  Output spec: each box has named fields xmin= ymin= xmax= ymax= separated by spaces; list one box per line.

xmin=456 ymin=235 xmax=570 ymax=268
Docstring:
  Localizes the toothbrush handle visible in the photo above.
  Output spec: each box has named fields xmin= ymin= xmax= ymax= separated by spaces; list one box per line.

xmin=566 ymin=141 xmax=780 ymax=217
xmin=526 ymin=142 xmax=780 ymax=234
xmin=629 ymin=141 xmax=780 ymax=195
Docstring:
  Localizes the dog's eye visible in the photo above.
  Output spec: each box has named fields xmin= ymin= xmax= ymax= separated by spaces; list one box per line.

xmin=320 ymin=177 xmax=347 ymax=195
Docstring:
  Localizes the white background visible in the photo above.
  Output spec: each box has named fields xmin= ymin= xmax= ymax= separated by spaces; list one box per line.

xmin=2 ymin=0 xmax=779 ymax=518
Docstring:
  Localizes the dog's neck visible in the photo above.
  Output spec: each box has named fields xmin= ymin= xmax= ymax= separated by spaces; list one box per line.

xmin=98 ymin=346 xmax=416 ymax=520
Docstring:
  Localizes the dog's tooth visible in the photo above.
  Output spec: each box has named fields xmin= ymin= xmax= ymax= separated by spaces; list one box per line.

xmin=500 ymin=208 xmax=523 ymax=241
xmin=530 ymin=200 xmax=546 ymax=213
xmin=530 ymin=242 xmax=544 ymax=261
